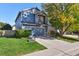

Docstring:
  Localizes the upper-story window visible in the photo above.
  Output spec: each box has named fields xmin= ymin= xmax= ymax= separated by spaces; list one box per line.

xmin=22 ymin=12 xmax=28 ymax=17
xmin=22 ymin=12 xmax=35 ymax=23
xmin=38 ymin=15 xmax=45 ymax=24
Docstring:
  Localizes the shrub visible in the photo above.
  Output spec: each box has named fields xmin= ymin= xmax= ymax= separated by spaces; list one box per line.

xmin=15 ymin=30 xmax=31 ymax=38
xmin=48 ymin=30 xmax=60 ymax=37
xmin=15 ymin=30 xmax=20 ymax=38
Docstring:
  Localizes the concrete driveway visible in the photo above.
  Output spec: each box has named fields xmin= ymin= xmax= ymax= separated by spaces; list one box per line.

xmin=24 ymin=37 xmax=79 ymax=56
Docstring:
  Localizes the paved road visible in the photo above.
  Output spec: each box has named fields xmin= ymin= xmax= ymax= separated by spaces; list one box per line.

xmin=23 ymin=37 xmax=79 ymax=56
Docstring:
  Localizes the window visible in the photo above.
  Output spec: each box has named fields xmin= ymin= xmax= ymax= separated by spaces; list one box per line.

xmin=22 ymin=13 xmax=35 ymax=23
xmin=38 ymin=15 xmax=45 ymax=24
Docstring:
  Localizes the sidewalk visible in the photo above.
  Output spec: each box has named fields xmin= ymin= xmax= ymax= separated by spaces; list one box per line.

xmin=23 ymin=38 xmax=79 ymax=56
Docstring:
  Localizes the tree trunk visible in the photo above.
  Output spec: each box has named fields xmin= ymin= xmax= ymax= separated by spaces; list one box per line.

xmin=59 ymin=23 xmax=72 ymax=35
xmin=62 ymin=23 xmax=72 ymax=34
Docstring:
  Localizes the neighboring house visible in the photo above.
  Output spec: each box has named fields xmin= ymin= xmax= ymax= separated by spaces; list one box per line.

xmin=15 ymin=7 xmax=50 ymax=37
xmin=12 ymin=25 xmax=16 ymax=30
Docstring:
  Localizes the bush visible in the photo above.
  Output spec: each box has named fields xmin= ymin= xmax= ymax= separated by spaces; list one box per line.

xmin=15 ymin=30 xmax=31 ymax=38
xmin=48 ymin=30 xmax=60 ymax=37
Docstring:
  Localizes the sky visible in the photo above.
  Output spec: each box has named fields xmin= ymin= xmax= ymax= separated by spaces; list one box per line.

xmin=0 ymin=3 xmax=41 ymax=26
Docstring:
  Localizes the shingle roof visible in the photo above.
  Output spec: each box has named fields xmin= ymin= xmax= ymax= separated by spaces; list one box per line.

xmin=15 ymin=7 xmax=47 ymax=22
xmin=22 ymin=7 xmax=40 ymax=11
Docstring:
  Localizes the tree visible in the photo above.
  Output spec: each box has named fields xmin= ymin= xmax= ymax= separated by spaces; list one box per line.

xmin=2 ymin=24 xmax=12 ymax=30
xmin=42 ymin=3 xmax=79 ymax=35
xmin=0 ymin=22 xmax=6 ymax=30
xmin=0 ymin=22 xmax=12 ymax=30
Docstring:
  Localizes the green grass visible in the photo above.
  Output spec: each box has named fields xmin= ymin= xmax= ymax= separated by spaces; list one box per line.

xmin=57 ymin=35 xmax=79 ymax=43
xmin=0 ymin=37 xmax=46 ymax=56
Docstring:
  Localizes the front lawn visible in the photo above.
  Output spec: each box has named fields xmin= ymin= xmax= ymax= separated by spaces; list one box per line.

xmin=0 ymin=37 xmax=46 ymax=56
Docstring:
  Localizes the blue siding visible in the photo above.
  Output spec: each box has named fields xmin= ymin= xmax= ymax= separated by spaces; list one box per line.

xmin=15 ymin=15 xmax=22 ymax=29
xmin=15 ymin=8 xmax=48 ymax=36
xmin=22 ymin=13 xmax=35 ymax=23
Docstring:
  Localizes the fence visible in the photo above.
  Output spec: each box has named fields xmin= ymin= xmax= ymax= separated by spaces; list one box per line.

xmin=0 ymin=30 xmax=15 ymax=37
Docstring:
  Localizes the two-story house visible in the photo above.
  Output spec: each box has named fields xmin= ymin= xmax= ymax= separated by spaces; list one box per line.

xmin=15 ymin=7 xmax=49 ymax=37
